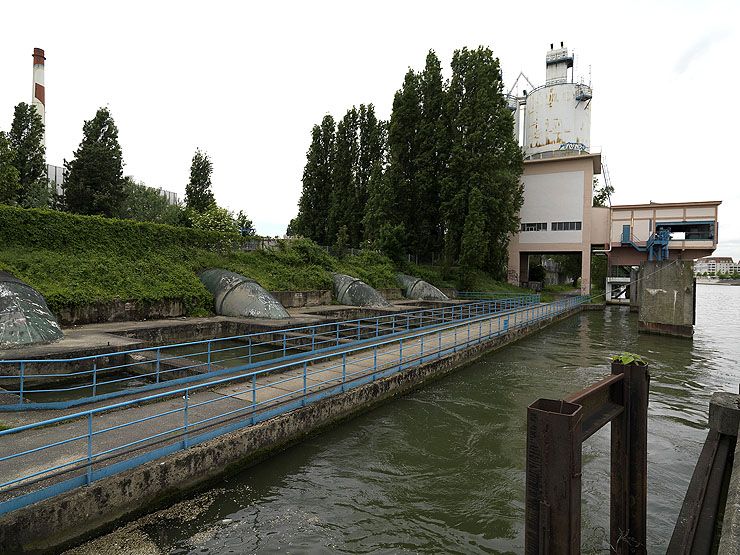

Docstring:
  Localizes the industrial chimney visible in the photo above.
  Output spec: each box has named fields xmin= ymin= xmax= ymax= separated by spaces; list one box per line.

xmin=32 ymin=47 xmax=45 ymax=146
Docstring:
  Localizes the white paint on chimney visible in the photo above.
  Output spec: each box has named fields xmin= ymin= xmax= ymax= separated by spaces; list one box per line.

xmin=32 ymin=47 xmax=45 ymax=147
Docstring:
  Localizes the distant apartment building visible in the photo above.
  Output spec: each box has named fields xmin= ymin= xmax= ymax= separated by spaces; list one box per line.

xmin=694 ymin=256 xmax=740 ymax=275
xmin=46 ymin=164 xmax=180 ymax=205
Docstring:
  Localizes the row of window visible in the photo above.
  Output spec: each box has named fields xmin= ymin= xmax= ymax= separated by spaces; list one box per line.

xmin=520 ymin=221 xmax=582 ymax=232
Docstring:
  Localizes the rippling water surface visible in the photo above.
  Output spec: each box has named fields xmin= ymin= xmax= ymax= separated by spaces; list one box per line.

xmin=82 ymin=285 xmax=740 ymax=554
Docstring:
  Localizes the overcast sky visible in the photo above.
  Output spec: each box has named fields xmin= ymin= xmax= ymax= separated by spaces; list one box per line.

xmin=2 ymin=0 xmax=738 ymax=258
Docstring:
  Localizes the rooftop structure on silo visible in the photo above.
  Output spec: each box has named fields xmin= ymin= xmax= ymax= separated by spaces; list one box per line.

xmin=517 ymin=42 xmax=593 ymax=159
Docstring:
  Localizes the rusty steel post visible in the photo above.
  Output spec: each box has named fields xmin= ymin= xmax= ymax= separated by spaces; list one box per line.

xmin=525 ymin=399 xmax=582 ymax=554
xmin=610 ymin=361 xmax=649 ymax=554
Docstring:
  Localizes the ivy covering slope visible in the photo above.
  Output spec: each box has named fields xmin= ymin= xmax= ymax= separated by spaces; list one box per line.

xmin=0 ymin=206 xmax=525 ymax=316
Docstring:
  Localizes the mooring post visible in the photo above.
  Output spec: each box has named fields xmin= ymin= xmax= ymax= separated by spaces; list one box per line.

xmin=610 ymin=360 xmax=649 ymax=554
xmin=525 ymin=398 xmax=582 ymax=554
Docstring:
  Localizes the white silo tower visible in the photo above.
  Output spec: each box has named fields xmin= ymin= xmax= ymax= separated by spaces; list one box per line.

xmin=523 ymin=42 xmax=592 ymax=158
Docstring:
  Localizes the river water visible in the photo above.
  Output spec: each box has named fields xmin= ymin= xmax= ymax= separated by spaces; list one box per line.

xmin=68 ymin=285 xmax=740 ymax=554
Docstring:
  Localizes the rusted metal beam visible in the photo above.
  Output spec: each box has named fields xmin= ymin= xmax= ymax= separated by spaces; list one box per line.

xmin=610 ymin=361 xmax=649 ymax=554
xmin=525 ymin=399 xmax=582 ymax=554
xmin=566 ymin=373 xmax=624 ymax=441
xmin=668 ymin=429 xmax=737 ymax=553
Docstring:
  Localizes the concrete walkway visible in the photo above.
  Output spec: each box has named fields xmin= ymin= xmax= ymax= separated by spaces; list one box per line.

xmin=0 ymin=309 xmax=517 ymax=504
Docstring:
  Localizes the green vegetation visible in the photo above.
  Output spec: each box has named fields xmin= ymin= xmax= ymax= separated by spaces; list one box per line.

xmin=289 ymin=47 xmax=523 ymax=281
xmin=611 ymin=352 xmax=647 ymax=366
xmin=0 ymin=206 xmax=532 ymax=316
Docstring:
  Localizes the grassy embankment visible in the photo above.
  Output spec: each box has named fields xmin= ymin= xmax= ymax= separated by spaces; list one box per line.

xmin=0 ymin=206 xmax=528 ymax=317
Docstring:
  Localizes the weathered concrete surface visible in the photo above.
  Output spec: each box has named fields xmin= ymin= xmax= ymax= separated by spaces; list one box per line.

xmin=57 ymin=299 xmax=185 ymax=327
xmin=637 ymin=260 xmax=695 ymax=338
xmin=719 ymin=414 xmax=740 ymax=554
xmin=269 ymin=289 xmax=332 ymax=308
xmin=710 ymin=392 xmax=740 ymax=437
xmin=0 ymin=305 xmax=581 ymax=554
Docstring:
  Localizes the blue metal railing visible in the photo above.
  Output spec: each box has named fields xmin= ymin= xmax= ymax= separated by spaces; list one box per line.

xmin=0 ymin=295 xmax=588 ymax=516
xmin=0 ymin=295 xmax=541 ymax=410
xmin=454 ymin=291 xmax=537 ymax=300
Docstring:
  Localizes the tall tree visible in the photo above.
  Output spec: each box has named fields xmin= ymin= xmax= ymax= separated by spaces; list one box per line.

xmin=64 ymin=107 xmax=125 ymax=216
xmin=415 ymin=50 xmax=450 ymax=259
xmin=185 ymin=149 xmax=215 ymax=212
xmin=459 ymin=186 xmax=488 ymax=287
xmin=355 ymin=104 xmax=385 ymax=244
xmin=8 ymin=102 xmax=46 ymax=207
xmin=328 ymin=107 xmax=359 ymax=246
xmin=0 ymin=132 xmax=21 ymax=205
xmin=119 ymin=177 xmax=182 ymax=225
xmin=387 ymin=70 xmax=422 ymax=251
xmin=290 ymin=115 xmax=335 ymax=243
xmin=441 ymin=46 xmax=523 ymax=278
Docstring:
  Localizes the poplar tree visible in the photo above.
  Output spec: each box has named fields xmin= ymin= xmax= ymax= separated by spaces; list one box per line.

xmin=8 ymin=102 xmax=47 ymax=207
xmin=460 ymin=186 xmax=488 ymax=287
xmin=356 ymin=104 xmax=385 ymax=245
xmin=185 ymin=149 xmax=215 ymax=212
xmin=291 ymin=115 xmax=335 ymax=243
xmin=387 ymin=70 xmax=422 ymax=251
xmin=442 ymin=46 xmax=523 ymax=278
xmin=416 ymin=51 xmax=449 ymax=259
xmin=0 ymin=132 xmax=20 ymax=205
xmin=64 ymin=107 xmax=125 ymax=217
xmin=328 ymin=107 xmax=359 ymax=246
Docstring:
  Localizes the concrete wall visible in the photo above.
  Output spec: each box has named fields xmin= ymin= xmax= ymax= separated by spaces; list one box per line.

xmin=0 ymin=305 xmax=582 ymax=553
xmin=269 ymin=290 xmax=332 ymax=308
xmin=638 ymin=260 xmax=695 ymax=337
xmin=57 ymin=299 xmax=185 ymax=326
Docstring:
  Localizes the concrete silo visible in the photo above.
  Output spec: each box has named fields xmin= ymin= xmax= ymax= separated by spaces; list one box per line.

xmin=523 ymin=43 xmax=592 ymax=158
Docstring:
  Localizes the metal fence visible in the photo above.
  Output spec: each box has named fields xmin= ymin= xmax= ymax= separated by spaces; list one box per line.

xmin=0 ymin=295 xmax=588 ymax=517
xmin=0 ymin=295 xmax=541 ymax=410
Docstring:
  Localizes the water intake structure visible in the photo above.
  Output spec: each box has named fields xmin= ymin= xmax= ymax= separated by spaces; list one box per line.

xmin=0 ymin=271 xmax=63 ymax=349
xmin=333 ymin=273 xmax=391 ymax=307
xmin=199 ymin=269 xmax=290 ymax=319
xmin=396 ymin=273 xmax=448 ymax=301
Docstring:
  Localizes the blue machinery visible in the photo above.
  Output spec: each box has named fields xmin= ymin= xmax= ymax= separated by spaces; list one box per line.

xmin=0 ymin=295 xmax=588 ymax=517
xmin=621 ymin=226 xmax=671 ymax=261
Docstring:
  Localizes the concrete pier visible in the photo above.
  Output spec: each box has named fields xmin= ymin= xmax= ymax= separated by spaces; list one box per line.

xmin=637 ymin=260 xmax=695 ymax=338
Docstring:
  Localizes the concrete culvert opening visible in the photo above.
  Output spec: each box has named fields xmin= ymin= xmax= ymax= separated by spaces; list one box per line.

xmin=199 ymin=269 xmax=290 ymax=319
xmin=396 ymin=274 xmax=449 ymax=301
xmin=0 ymin=271 xmax=63 ymax=349
xmin=333 ymin=273 xmax=391 ymax=307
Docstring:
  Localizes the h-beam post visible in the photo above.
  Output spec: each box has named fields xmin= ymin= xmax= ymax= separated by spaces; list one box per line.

xmin=525 ymin=399 xmax=583 ymax=553
xmin=610 ymin=361 xmax=649 ymax=554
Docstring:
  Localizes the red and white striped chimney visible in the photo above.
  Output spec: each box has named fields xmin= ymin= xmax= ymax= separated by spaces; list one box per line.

xmin=32 ymin=47 xmax=45 ymax=146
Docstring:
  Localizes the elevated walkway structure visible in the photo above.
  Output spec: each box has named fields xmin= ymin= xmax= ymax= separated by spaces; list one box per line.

xmin=0 ymin=295 xmax=587 ymax=543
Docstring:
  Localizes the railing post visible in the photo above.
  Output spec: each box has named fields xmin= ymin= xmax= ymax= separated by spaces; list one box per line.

xmin=86 ymin=412 xmax=93 ymax=484
xmin=18 ymin=361 xmax=24 ymax=405
xmin=420 ymin=335 xmax=424 ymax=359
xmin=438 ymin=329 xmax=442 ymax=358
xmin=376 ymin=319 xmax=379 ymax=337
xmin=251 ymin=374 xmax=257 ymax=419
xmin=283 ymin=333 xmax=287 ymax=357
xmin=183 ymin=389 xmax=189 ymax=448
xmin=311 ymin=328 xmax=315 ymax=351
xmin=341 ymin=353 xmax=346 ymax=391
xmin=302 ymin=361 xmax=307 ymax=404
xmin=357 ymin=320 xmax=361 ymax=340
xmin=92 ymin=361 xmax=97 ymax=397
xmin=372 ymin=346 xmax=377 ymax=381
xmin=248 ymin=336 xmax=253 ymax=364
xmin=525 ymin=399 xmax=583 ymax=554
xmin=610 ymin=360 xmax=649 ymax=553
xmin=399 ymin=339 xmax=403 ymax=367
xmin=156 ymin=349 xmax=161 ymax=383
xmin=207 ymin=341 xmax=212 ymax=372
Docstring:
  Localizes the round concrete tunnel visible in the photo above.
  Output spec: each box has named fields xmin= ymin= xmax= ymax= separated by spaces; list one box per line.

xmin=332 ymin=273 xmax=391 ymax=307
xmin=198 ymin=269 xmax=290 ymax=319
xmin=396 ymin=274 xmax=449 ymax=301
xmin=0 ymin=271 xmax=64 ymax=349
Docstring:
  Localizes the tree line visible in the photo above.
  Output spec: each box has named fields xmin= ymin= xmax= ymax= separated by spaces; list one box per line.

xmin=0 ymin=103 xmax=252 ymax=234
xmin=289 ymin=46 xmax=524 ymax=283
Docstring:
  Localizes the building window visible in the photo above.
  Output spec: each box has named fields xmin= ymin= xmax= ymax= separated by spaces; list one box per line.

xmin=521 ymin=222 xmax=547 ymax=232
xmin=551 ymin=221 xmax=582 ymax=231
